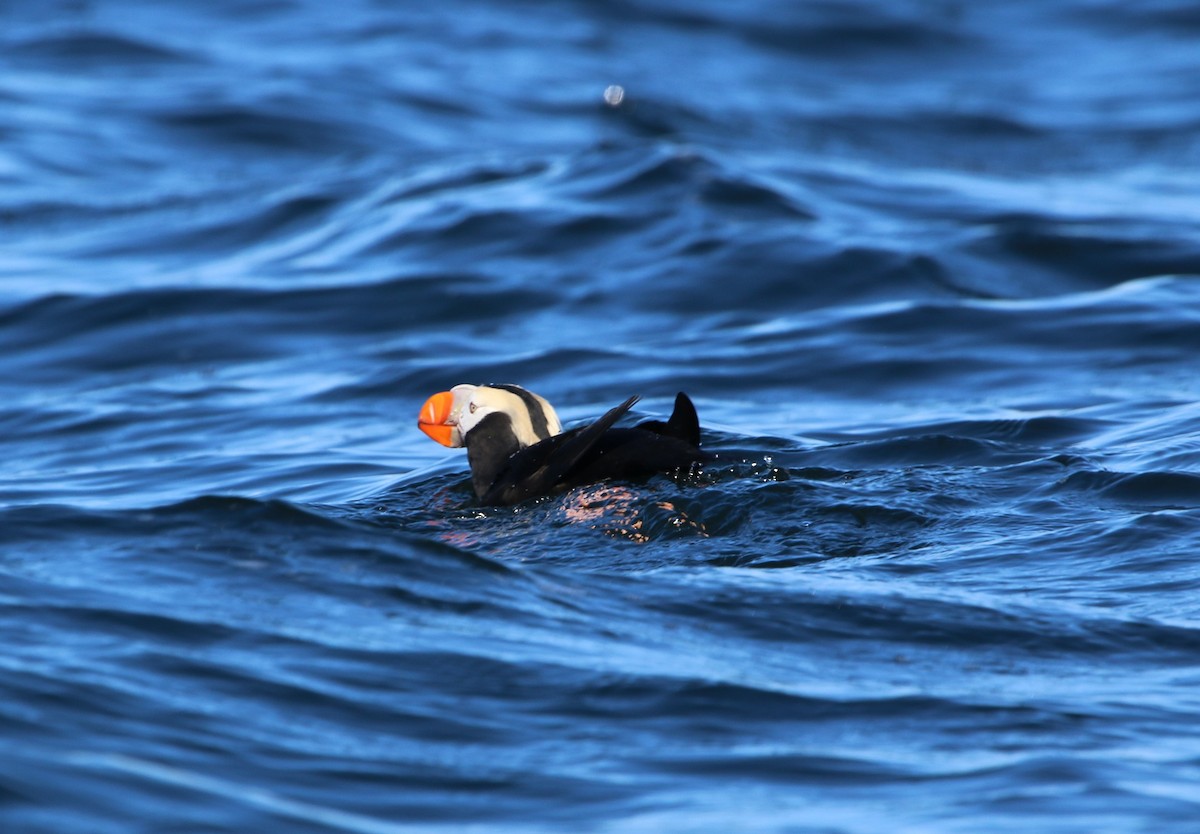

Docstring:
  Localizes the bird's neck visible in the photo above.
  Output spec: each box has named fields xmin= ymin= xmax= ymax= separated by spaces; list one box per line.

xmin=464 ymin=413 xmax=522 ymax=499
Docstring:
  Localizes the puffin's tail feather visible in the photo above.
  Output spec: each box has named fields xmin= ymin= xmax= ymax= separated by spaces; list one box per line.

xmin=634 ymin=392 xmax=701 ymax=447
xmin=666 ymin=392 xmax=701 ymax=447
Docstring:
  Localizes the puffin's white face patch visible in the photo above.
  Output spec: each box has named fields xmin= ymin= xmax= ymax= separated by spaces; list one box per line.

xmin=455 ymin=384 xmax=562 ymax=449
xmin=429 ymin=384 xmax=475 ymax=447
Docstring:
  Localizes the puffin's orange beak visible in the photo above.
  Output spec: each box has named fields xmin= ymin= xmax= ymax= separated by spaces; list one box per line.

xmin=418 ymin=391 xmax=458 ymax=447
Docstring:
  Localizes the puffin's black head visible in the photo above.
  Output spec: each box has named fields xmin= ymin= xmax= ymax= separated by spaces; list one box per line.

xmin=418 ymin=384 xmax=564 ymax=499
xmin=417 ymin=383 xmax=562 ymax=450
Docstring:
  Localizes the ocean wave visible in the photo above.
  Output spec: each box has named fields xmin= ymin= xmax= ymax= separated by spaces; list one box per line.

xmin=5 ymin=31 xmax=196 ymax=69
xmin=5 ymin=0 xmax=1200 ymax=830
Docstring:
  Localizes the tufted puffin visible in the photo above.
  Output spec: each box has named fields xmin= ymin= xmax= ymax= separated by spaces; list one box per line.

xmin=417 ymin=384 xmax=705 ymax=506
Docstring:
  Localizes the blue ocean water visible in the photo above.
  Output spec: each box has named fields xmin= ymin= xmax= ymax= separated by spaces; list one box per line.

xmin=3 ymin=0 xmax=1200 ymax=831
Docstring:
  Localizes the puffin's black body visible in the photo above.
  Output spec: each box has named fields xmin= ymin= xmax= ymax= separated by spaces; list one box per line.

xmin=467 ymin=393 xmax=705 ymax=506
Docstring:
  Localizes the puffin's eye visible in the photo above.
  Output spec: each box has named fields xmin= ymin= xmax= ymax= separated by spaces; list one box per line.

xmin=469 ymin=402 xmax=477 ymax=414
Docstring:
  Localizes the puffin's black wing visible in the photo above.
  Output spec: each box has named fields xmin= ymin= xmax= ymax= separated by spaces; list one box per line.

xmin=480 ymin=395 xmax=640 ymax=506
